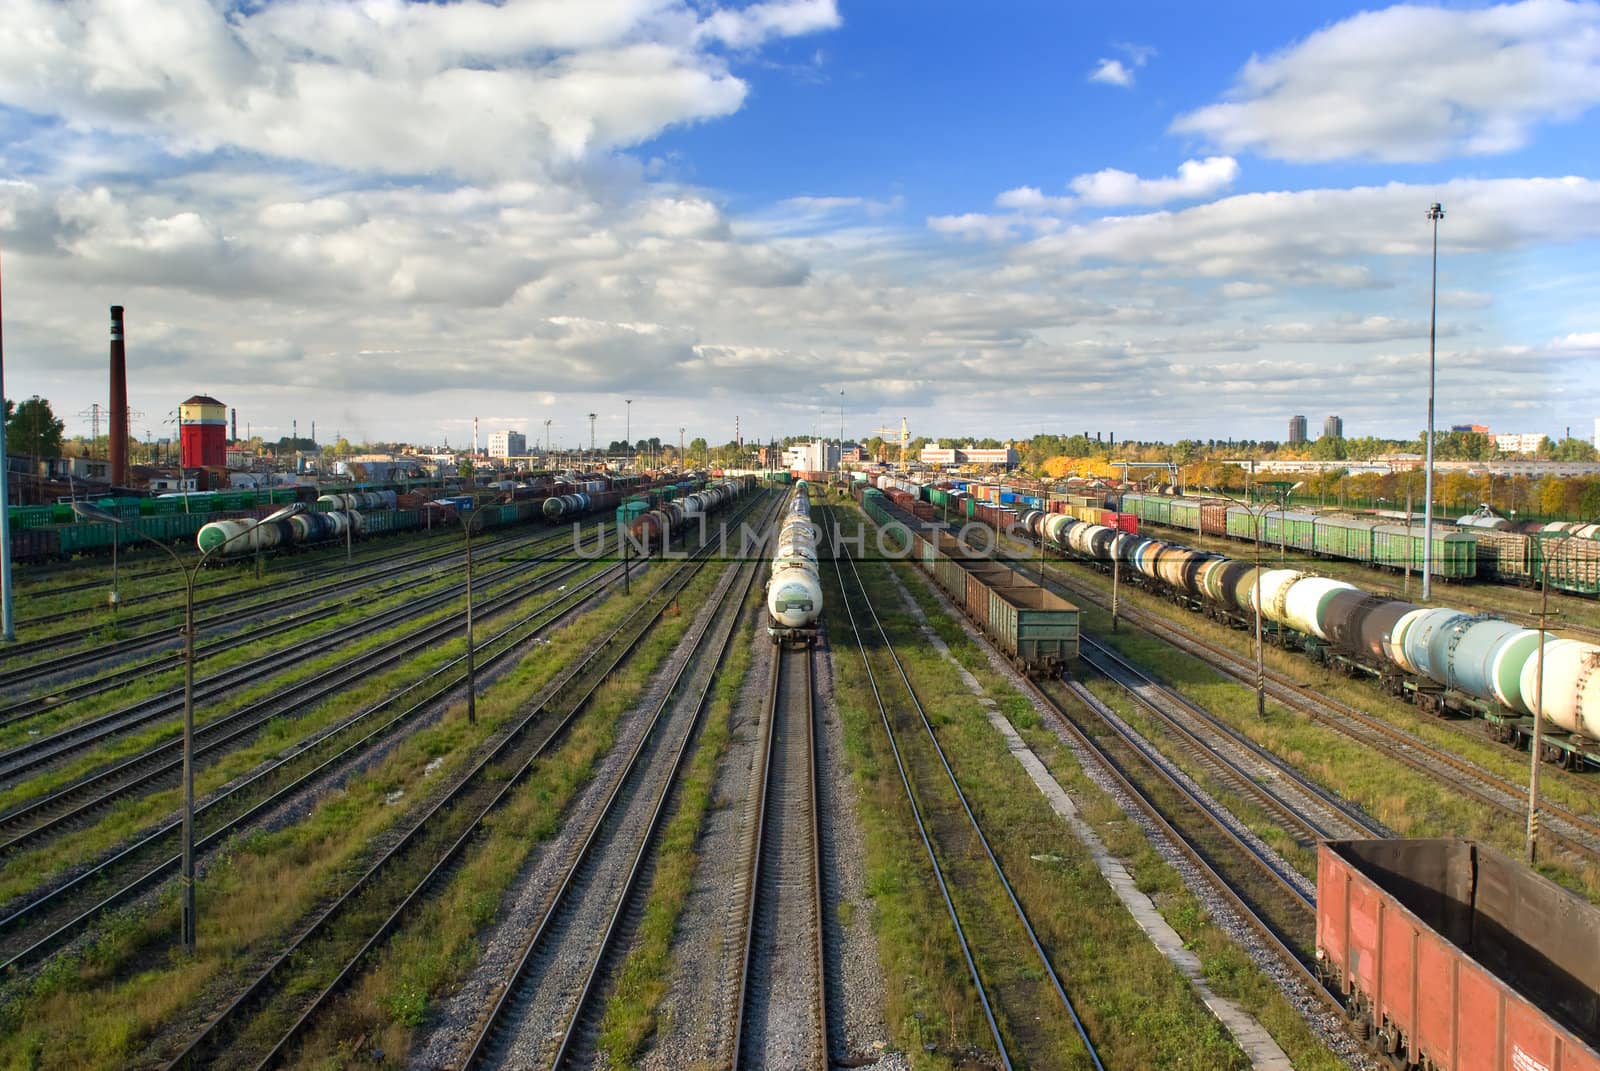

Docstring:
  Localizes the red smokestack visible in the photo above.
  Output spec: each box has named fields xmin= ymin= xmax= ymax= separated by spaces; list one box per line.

xmin=109 ymin=306 xmax=128 ymax=488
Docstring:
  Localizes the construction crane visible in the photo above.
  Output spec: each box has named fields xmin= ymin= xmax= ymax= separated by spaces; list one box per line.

xmin=871 ymin=417 xmax=910 ymax=464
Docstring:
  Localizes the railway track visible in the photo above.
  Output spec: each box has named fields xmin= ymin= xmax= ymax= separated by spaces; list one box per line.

xmin=0 ymin=521 xmax=580 ymax=688
xmin=159 ymin=490 xmax=773 ymax=1070
xmin=459 ymin=497 xmax=777 ymax=1070
xmin=0 ymin=550 xmax=638 ymax=975
xmin=998 ymin=534 xmax=1600 ymax=866
xmin=828 ymin=512 xmax=1103 ymax=1071
xmin=1028 ymin=674 xmax=1342 ymax=1027
xmin=0 ymin=547 xmax=608 ymax=854
xmin=0 ymin=524 xmax=584 ymax=731
xmin=1078 ymin=637 xmax=1386 ymax=845
xmin=729 ymin=644 xmax=829 ymax=1070
xmin=11 ymin=520 xmax=494 ymax=628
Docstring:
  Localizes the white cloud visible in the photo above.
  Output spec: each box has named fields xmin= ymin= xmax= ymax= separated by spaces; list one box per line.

xmin=1088 ymin=58 xmax=1134 ymax=87
xmin=1021 ymin=177 xmax=1600 ymax=277
xmin=1173 ymin=0 xmax=1600 ymax=162
xmin=1220 ymin=281 xmax=1273 ymax=299
xmin=1550 ymin=331 xmax=1600 ymax=353
xmin=1069 ymin=156 xmax=1240 ymax=206
xmin=0 ymin=0 xmax=839 ymax=181
xmin=995 ymin=186 xmax=1075 ymax=212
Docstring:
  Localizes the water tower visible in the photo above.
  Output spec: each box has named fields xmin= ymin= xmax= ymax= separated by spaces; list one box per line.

xmin=179 ymin=395 xmax=227 ymax=468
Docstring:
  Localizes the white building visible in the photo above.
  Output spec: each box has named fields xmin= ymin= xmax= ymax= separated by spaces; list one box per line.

xmin=1492 ymin=432 xmax=1546 ymax=454
xmin=919 ymin=447 xmax=958 ymax=465
xmin=783 ymin=440 xmax=839 ymax=472
xmin=488 ymin=430 xmax=527 ymax=458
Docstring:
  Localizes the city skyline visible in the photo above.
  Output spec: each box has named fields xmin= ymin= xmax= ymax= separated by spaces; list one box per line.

xmin=0 ymin=1 xmax=1597 ymax=446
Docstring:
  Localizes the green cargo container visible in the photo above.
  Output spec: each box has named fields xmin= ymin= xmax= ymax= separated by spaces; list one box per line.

xmin=1225 ymin=506 xmax=1256 ymax=541
xmin=1168 ymin=498 xmax=1202 ymax=531
xmin=1314 ymin=515 xmax=1378 ymax=562
xmin=1260 ymin=510 xmax=1316 ymax=552
xmin=988 ymin=583 xmax=1080 ymax=668
xmin=1373 ymin=525 xmax=1477 ymax=579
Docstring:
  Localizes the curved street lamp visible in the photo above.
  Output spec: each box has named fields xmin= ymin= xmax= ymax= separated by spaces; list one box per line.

xmin=71 ymin=499 xmax=304 ymax=952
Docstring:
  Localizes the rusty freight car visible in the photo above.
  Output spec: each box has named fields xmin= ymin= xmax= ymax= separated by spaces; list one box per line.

xmin=1317 ymin=838 xmax=1600 ymax=1071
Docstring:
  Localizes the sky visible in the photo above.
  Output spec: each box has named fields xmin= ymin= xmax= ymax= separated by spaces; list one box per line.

xmin=0 ymin=0 xmax=1597 ymax=451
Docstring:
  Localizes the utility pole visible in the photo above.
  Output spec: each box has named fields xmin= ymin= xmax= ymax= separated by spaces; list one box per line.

xmin=587 ymin=413 xmax=597 ymax=463
xmin=625 ymin=399 xmax=632 ymax=469
xmin=0 ymin=243 xmax=12 ymax=641
xmin=544 ymin=418 xmax=552 ymax=456
xmin=679 ymin=426 xmax=685 ymax=462
xmin=1422 ymin=201 xmax=1445 ymax=601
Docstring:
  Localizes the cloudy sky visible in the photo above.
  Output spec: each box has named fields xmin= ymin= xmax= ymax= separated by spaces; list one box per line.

xmin=0 ymin=0 xmax=1597 ymax=450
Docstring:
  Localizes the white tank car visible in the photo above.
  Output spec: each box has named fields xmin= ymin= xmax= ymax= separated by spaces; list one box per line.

xmin=768 ymin=485 xmax=822 ymax=643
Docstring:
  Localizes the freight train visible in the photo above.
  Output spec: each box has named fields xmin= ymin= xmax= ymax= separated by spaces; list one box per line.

xmin=624 ymin=478 xmax=752 ymax=550
xmin=767 ymin=481 xmax=822 ymax=644
xmin=1009 ymin=507 xmax=1600 ymax=768
xmin=859 ymin=486 xmax=1079 ymax=674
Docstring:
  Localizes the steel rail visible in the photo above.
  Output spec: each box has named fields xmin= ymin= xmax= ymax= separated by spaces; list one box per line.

xmin=729 ymin=645 xmax=829 ymax=1070
xmin=164 ymin=490 xmax=770 ymax=1070
xmin=0 ymin=553 xmax=600 ymax=852
xmin=834 ymin=535 xmax=1104 ymax=1071
xmin=0 ymin=552 xmax=632 ymax=973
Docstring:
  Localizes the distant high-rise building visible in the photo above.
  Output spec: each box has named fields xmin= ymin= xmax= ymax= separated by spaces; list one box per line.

xmin=1323 ymin=415 xmax=1344 ymax=439
xmin=487 ymin=430 xmax=526 ymax=458
xmin=1288 ymin=415 xmax=1308 ymax=444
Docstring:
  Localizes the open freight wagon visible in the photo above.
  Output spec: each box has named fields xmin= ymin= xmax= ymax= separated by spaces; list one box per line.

xmin=1317 ymin=838 xmax=1600 ymax=1071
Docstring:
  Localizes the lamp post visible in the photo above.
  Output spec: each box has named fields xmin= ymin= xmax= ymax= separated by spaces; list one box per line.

xmin=1422 ymin=202 xmax=1445 ymax=602
xmin=72 ymin=499 xmax=302 ymax=952
xmin=1527 ymin=539 xmax=1559 ymax=863
xmin=625 ymin=399 xmax=632 ymax=471
xmin=425 ymin=501 xmax=494 ymax=726
xmin=1207 ymin=487 xmax=1268 ymax=719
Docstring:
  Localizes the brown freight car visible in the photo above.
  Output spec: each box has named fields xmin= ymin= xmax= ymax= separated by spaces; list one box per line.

xmin=1317 ymin=839 xmax=1600 ymax=1071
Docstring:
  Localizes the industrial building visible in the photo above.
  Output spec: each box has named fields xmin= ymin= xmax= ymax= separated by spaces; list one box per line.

xmin=784 ymin=440 xmax=840 ymax=472
xmin=488 ymin=430 xmax=527 ymax=459
xmin=179 ymin=395 xmax=228 ymax=469
xmin=918 ymin=445 xmax=1018 ymax=469
xmin=1323 ymin=414 xmax=1343 ymax=439
xmin=1288 ymin=415 xmax=1307 ymax=444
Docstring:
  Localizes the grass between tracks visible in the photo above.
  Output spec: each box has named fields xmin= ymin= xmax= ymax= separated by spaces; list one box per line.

xmin=1048 ymin=553 xmax=1600 ymax=901
xmin=842 ymin=551 xmax=1250 ymax=1070
xmin=275 ymin=562 xmax=733 ymax=1070
xmin=0 ymin=523 xmax=574 ymax=670
xmin=0 ymin=560 xmax=607 ymax=909
xmin=592 ymin=597 xmax=757 ymax=1068
xmin=0 ymin=558 xmax=648 ymax=1071
xmin=878 ymin=553 xmax=1348 ymax=1071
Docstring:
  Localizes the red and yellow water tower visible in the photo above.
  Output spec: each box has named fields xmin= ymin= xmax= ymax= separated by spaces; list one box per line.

xmin=179 ymin=395 xmax=228 ymax=468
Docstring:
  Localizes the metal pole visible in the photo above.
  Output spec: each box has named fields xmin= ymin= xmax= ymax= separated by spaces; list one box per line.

xmin=1254 ymin=510 xmax=1265 ymax=719
xmin=346 ymin=513 xmax=352 ymax=563
xmin=0 ymin=244 xmax=14 ymax=641
xmin=1111 ymin=548 xmax=1120 ymax=632
xmin=1404 ymin=486 xmax=1413 ymax=596
xmin=464 ymin=512 xmax=477 ymax=726
xmin=181 ymin=567 xmax=197 ymax=952
xmin=626 ymin=399 xmax=632 ymax=470
xmin=1528 ymin=551 xmax=1549 ymax=862
xmin=110 ymin=532 xmax=120 ymax=618
xmin=1423 ymin=203 xmax=1444 ymax=601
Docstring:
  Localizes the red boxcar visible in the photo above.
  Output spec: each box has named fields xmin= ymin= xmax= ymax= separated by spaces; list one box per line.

xmin=1318 ymin=839 xmax=1600 ymax=1071
xmin=1115 ymin=513 xmax=1139 ymax=534
xmin=1200 ymin=502 xmax=1229 ymax=537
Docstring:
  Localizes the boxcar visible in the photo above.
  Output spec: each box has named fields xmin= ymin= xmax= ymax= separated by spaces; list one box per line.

xmin=1374 ymin=525 xmax=1478 ymax=580
xmin=1317 ymin=838 xmax=1600 ymax=1071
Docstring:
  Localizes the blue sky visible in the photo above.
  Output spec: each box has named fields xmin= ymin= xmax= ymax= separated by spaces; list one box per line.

xmin=0 ymin=0 xmax=1596 ymax=450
